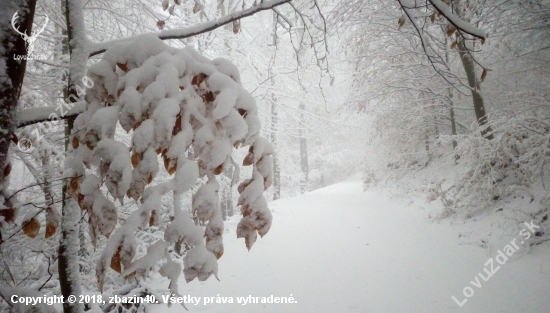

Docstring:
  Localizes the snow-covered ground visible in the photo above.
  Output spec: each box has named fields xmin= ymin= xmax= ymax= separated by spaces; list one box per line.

xmin=150 ymin=179 xmax=550 ymax=313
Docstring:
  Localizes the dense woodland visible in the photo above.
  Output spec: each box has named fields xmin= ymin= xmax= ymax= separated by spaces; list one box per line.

xmin=0 ymin=0 xmax=548 ymax=312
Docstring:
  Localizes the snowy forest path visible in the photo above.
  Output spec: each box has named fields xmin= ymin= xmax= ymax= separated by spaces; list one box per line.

xmin=154 ymin=180 xmax=550 ymax=313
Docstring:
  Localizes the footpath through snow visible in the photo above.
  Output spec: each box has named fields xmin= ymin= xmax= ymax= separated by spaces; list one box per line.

xmin=152 ymin=180 xmax=550 ymax=313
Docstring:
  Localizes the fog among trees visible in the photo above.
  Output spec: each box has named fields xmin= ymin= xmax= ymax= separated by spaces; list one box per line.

xmin=0 ymin=0 xmax=549 ymax=312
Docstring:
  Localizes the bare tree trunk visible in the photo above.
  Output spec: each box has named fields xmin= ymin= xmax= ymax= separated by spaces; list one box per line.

xmin=0 ymin=0 xmax=37 ymax=195
xmin=449 ymin=91 xmax=458 ymax=147
xmin=41 ymin=154 xmax=54 ymax=205
xmin=270 ymin=10 xmax=281 ymax=200
xmin=449 ymin=95 xmax=459 ymax=161
xmin=443 ymin=37 xmax=458 ymax=159
xmin=271 ymin=98 xmax=280 ymax=200
xmin=58 ymin=0 xmax=87 ymax=312
xmin=457 ymin=37 xmax=493 ymax=140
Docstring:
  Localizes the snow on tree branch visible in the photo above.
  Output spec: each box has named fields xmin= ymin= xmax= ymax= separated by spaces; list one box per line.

xmin=16 ymin=101 xmax=86 ymax=128
xmin=64 ymin=34 xmax=273 ymax=292
xmin=89 ymin=0 xmax=292 ymax=57
xmin=427 ymin=0 xmax=486 ymax=39
xmin=14 ymin=0 xmax=292 ymax=129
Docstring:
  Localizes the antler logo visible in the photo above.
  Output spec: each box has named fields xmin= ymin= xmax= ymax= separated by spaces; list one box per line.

xmin=11 ymin=11 xmax=48 ymax=56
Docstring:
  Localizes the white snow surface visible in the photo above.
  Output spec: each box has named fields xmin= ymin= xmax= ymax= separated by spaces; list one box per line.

xmin=148 ymin=179 xmax=550 ymax=313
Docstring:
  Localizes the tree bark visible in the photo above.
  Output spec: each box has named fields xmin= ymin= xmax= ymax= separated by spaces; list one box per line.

xmin=270 ymin=10 xmax=281 ymax=200
xmin=58 ymin=0 xmax=88 ymax=312
xmin=443 ymin=37 xmax=458 ymax=160
xmin=457 ymin=37 xmax=493 ymax=140
xmin=14 ymin=0 xmax=292 ymax=129
xmin=271 ymin=98 xmax=280 ymax=200
xmin=0 ymin=0 xmax=37 ymax=195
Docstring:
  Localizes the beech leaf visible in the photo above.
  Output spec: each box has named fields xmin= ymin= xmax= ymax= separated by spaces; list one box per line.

xmin=480 ymin=69 xmax=488 ymax=83
xmin=157 ymin=20 xmax=165 ymax=30
xmin=23 ymin=217 xmax=40 ymax=238
xmin=398 ymin=16 xmax=405 ymax=30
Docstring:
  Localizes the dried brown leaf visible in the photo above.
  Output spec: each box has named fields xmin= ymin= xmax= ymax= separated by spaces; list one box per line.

xmin=149 ymin=210 xmax=158 ymax=227
xmin=214 ymin=163 xmax=224 ymax=175
xmin=237 ymin=108 xmax=247 ymax=118
xmin=0 ymin=208 xmax=15 ymax=224
xmin=11 ymin=133 xmax=18 ymax=145
xmin=116 ymin=62 xmax=129 ymax=72
xmin=67 ymin=177 xmax=80 ymax=198
xmin=245 ymin=231 xmax=257 ymax=251
xmin=124 ymin=271 xmax=136 ymax=280
xmin=77 ymin=193 xmax=90 ymax=211
xmin=480 ymin=69 xmax=488 ymax=83
xmin=264 ymin=177 xmax=272 ymax=190
xmin=3 ymin=163 xmax=11 ymax=177
xmin=110 ymin=248 xmax=122 ymax=273
xmin=164 ymin=156 xmax=177 ymax=175
xmin=131 ymin=152 xmax=141 ymax=167
xmin=71 ymin=136 xmax=79 ymax=149
xmin=45 ymin=207 xmax=59 ymax=239
xmin=214 ymin=244 xmax=224 ymax=259
xmin=23 ymin=217 xmax=40 ymax=238
xmin=84 ymin=130 xmax=99 ymax=150
xmin=242 ymin=153 xmax=254 ymax=166
xmin=241 ymin=203 xmax=250 ymax=217
xmin=157 ymin=20 xmax=165 ymax=30
xmin=172 ymin=114 xmax=182 ymax=136
xmin=446 ymin=25 xmax=456 ymax=37
xmin=398 ymin=16 xmax=405 ymax=30
xmin=202 ymin=91 xmax=215 ymax=103
xmin=191 ymin=73 xmax=207 ymax=86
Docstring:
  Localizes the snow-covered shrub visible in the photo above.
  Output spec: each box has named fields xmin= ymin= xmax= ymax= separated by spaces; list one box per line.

xmin=362 ymin=166 xmax=380 ymax=189
xmin=441 ymin=109 xmax=550 ymax=214
xmin=63 ymin=34 xmax=273 ymax=292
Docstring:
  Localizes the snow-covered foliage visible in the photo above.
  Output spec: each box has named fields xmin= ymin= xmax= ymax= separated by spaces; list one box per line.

xmin=64 ymin=34 xmax=273 ymax=292
xmin=341 ymin=0 xmax=550 ymax=235
xmin=429 ymin=98 xmax=550 ymax=217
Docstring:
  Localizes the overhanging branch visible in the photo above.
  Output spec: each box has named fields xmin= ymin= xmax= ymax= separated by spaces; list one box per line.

xmin=17 ymin=0 xmax=292 ymax=128
xmin=426 ymin=0 xmax=486 ymax=39
xmin=16 ymin=102 xmax=86 ymax=128
xmin=89 ymin=0 xmax=292 ymax=57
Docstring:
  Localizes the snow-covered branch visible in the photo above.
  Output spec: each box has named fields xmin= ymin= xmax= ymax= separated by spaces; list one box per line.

xmin=15 ymin=0 xmax=292 ymax=129
xmin=426 ymin=0 xmax=486 ymax=39
xmin=89 ymin=0 xmax=292 ymax=57
xmin=16 ymin=102 xmax=86 ymax=128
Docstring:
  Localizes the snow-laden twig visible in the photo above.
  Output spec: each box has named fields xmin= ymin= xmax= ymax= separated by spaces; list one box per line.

xmin=89 ymin=0 xmax=291 ymax=57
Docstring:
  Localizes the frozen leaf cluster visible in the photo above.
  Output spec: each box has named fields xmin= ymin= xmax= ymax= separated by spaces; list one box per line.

xmin=63 ymin=34 xmax=273 ymax=291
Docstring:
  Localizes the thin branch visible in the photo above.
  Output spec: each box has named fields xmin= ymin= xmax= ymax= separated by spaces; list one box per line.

xmin=89 ymin=0 xmax=292 ymax=57
xmin=427 ymin=0 xmax=487 ymax=39
xmin=5 ymin=175 xmax=82 ymax=202
xmin=16 ymin=101 xmax=86 ymax=128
